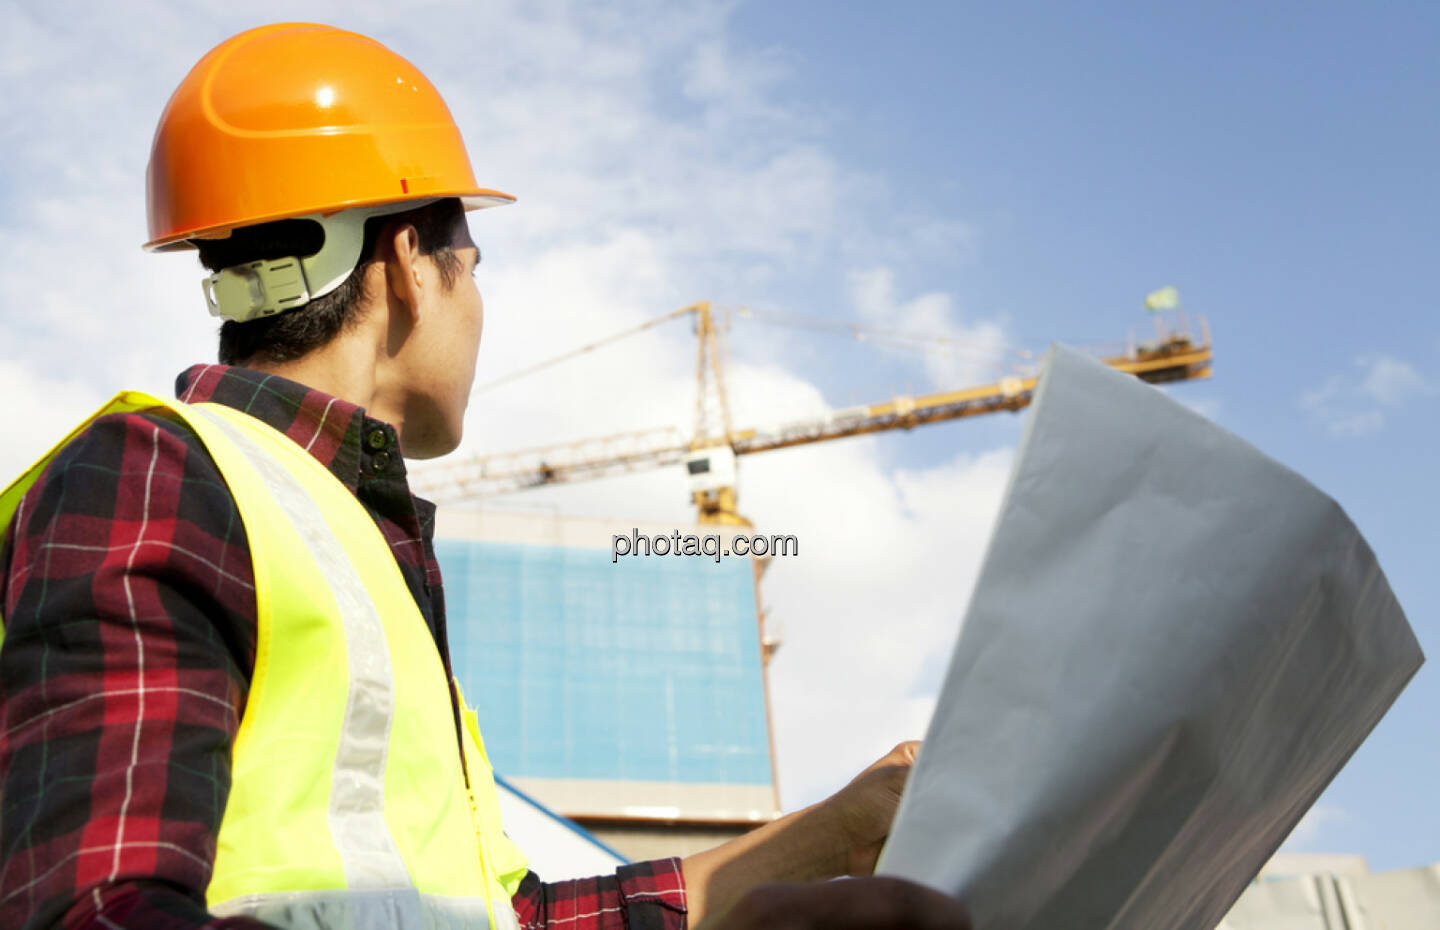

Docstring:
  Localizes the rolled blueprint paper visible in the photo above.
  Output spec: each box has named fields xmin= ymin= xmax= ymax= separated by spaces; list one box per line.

xmin=876 ymin=344 xmax=1423 ymax=930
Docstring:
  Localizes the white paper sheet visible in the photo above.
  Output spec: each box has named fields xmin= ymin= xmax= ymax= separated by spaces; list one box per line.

xmin=875 ymin=345 xmax=1423 ymax=929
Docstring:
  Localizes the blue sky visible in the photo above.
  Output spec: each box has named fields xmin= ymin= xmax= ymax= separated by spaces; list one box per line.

xmin=717 ymin=1 xmax=1440 ymax=869
xmin=1 ymin=0 xmax=1434 ymax=875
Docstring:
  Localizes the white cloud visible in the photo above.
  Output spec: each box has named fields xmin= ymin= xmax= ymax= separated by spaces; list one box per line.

xmin=1157 ymin=384 xmax=1222 ymax=422
xmin=1301 ymin=353 xmax=1433 ymax=437
xmin=1329 ymin=411 xmax=1387 ymax=437
xmin=0 ymin=0 xmax=1013 ymax=825
xmin=848 ymin=267 xmax=1014 ymax=390
xmin=0 ymin=361 xmax=110 ymax=479
xmin=682 ymin=35 xmax=792 ymax=115
xmin=745 ymin=443 xmax=1015 ymax=805
xmin=1181 ymin=396 xmax=1223 ymax=421
xmin=1280 ymin=804 xmax=1348 ymax=851
xmin=1359 ymin=354 xmax=1429 ymax=406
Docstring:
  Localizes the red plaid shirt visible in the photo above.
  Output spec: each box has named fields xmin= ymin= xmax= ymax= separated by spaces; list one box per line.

xmin=0 ymin=364 xmax=688 ymax=930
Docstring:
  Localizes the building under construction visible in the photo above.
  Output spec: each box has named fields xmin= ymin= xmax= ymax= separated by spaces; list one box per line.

xmin=436 ymin=507 xmax=779 ymax=858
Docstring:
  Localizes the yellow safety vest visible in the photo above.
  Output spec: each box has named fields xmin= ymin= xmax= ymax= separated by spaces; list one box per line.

xmin=0 ymin=393 xmax=530 ymax=930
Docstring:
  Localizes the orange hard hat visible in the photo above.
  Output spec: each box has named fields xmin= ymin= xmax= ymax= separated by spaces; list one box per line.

xmin=145 ymin=22 xmax=512 ymax=252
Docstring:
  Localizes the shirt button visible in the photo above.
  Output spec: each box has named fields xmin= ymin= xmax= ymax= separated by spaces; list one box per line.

xmin=372 ymin=450 xmax=391 ymax=472
xmin=366 ymin=428 xmax=388 ymax=450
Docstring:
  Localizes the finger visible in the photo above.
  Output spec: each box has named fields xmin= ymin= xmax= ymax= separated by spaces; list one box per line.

xmin=724 ymin=879 xmax=971 ymax=930
xmin=892 ymin=740 xmax=921 ymax=762
xmin=816 ymin=878 xmax=971 ymax=930
xmin=859 ymin=741 xmax=922 ymax=780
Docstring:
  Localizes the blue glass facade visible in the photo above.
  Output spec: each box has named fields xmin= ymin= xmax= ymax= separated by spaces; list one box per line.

xmin=435 ymin=540 xmax=774 ymax=787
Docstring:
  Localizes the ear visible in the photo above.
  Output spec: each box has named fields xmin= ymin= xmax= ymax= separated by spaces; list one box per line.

xmin=382 ymin=221 xmax=426 ymax=323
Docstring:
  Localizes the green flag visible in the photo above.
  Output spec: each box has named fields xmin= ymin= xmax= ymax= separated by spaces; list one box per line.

xmin=1144 ymin=286 xmax=1181 ymax=312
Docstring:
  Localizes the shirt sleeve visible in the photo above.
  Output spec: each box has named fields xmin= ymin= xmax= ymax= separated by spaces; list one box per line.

xmin=0 ymin=411 xmax=274 ymax=930
xmin=510 ymin=858 xmax=688 ymax=930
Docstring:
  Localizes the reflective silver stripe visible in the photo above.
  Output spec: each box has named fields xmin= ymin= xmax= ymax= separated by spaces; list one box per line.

xmin=197 ymin=409 xmax=412 ymax=891
xmin=212 ymin=889 xmax=515 ymax=930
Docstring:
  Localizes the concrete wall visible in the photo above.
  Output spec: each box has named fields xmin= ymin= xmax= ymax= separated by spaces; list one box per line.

xmin=1220 ymin=863 xmax=1440 ymax=929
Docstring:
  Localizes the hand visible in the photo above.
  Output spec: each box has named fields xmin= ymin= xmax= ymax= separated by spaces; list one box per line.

xmin=825 ymin=741 xmax=921 ymax=876
xmin=679 ymin=741 xmax=926 ymax=926
xmin=700 ymin=877 xmax=971 ymax=930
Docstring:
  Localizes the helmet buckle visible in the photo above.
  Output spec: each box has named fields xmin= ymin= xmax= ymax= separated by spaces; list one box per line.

xmin=203 ymin=257 xmax=312 ymax=323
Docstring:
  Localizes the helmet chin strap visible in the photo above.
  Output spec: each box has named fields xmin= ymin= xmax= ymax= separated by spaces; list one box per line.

xmin=201 ymin=199 xmax=442 ymax=323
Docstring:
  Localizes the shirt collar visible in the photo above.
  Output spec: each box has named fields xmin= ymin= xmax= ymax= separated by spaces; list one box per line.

xmin=175 ymin=363 xmax=377 ymax=493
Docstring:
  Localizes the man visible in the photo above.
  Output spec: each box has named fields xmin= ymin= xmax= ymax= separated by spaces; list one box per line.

xmin=0 ymin=23 xmax=969 ymax=930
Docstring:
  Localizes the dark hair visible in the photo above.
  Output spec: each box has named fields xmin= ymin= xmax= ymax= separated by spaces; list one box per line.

xmin=197 ymin=198 xmax=466 ymax=365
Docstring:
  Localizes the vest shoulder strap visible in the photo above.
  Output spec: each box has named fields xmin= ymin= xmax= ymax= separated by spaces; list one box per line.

xmin=0 ymin=391 xmax=175 ymax=539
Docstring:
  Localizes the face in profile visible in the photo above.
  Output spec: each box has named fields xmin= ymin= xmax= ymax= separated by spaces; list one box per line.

xmin=400 ymin=217 xmax=485 ymax=459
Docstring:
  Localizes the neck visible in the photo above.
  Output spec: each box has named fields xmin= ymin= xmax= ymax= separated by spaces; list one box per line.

xmin=246 ymin=330 xmax=406 ymax=435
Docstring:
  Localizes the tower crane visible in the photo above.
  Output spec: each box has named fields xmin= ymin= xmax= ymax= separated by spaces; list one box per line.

xmin=413 ymin=302 xmax=1213 ymax=525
